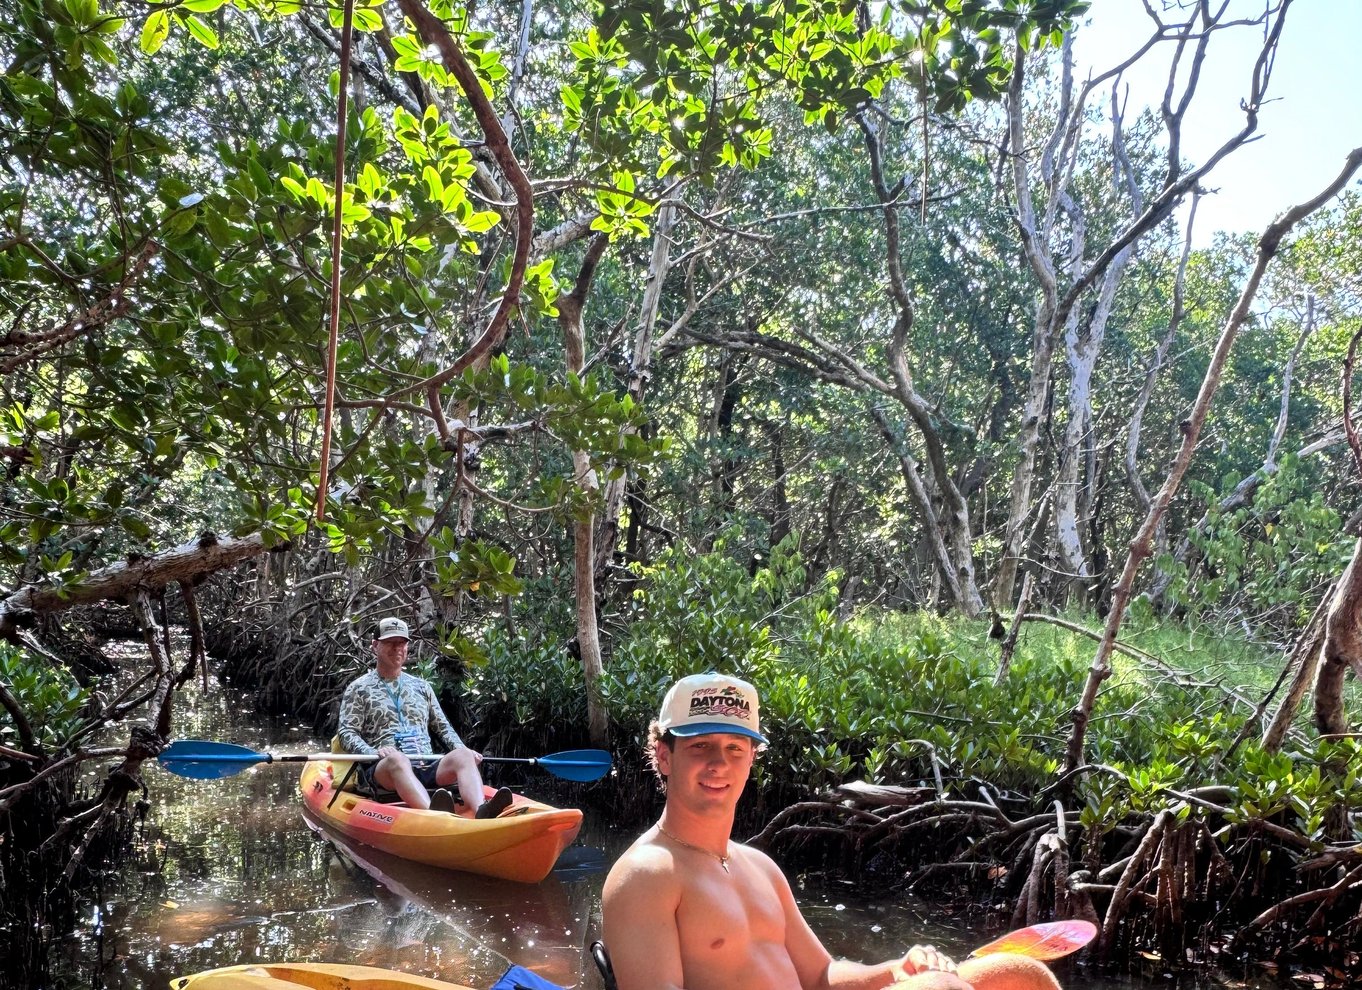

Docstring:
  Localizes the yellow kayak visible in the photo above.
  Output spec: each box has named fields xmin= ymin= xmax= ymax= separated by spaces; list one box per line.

xmin=298 ymin=760 xmax=582 ymax=883
xmin=171 ymin=962 xmax=474 ymax=990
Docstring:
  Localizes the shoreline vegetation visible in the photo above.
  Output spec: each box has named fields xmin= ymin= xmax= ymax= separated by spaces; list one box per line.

xmin=3 ymin=538 xmax=1361 ymax=985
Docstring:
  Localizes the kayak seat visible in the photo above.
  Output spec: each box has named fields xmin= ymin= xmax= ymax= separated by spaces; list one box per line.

xmin=589 ymin=941 xmax=618 ymax=990
xmin=329 ymin=735 xmax=359 ymax=792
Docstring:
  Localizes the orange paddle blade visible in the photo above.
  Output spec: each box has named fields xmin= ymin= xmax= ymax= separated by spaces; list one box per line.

xmin=970 ymin=920 xmax=1097 ymax=960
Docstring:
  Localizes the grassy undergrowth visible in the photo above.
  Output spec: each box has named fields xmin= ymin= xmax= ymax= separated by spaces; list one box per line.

xmin=866 ymin=607 xmax=1361 ymax=738
xmin=460 ymin=540 xmax=1361 ymax=846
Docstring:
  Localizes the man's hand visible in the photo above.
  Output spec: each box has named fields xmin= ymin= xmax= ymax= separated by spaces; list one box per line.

xmin=377 ymin=745 xmax=402 ymax=760
xmin=895 ymin=945 xmax=958 ymax=978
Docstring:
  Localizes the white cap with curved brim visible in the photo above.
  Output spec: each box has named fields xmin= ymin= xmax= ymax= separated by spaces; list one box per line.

xmin=657 ymin=672 xmax=767 ymax=744
xmin=376 ymin=617 xmax=410 ymax=641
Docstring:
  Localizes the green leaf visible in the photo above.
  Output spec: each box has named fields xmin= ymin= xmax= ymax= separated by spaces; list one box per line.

xmin=181 ymin=13 xmax=219 ymax=49
xmin=422 ymin=165 xmax=443 ymax=201
xmin=463 ymin=210 xmax=499 ymax=233
xmin=121 ymin=515 xmax=152 ymax=540
xmin=341 ymin=200 xmax=372 ymax=223
xmin=139 ymin=10 xmax=169 ymax=54
xmin=353 ymin=7 xmax=382 ymax=31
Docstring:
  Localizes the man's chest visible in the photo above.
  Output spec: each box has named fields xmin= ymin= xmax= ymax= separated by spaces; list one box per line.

xmin=675 ymin=868 xmax=788 ymax=959
xmin=356 ymin=680 xmax=426 ymax=718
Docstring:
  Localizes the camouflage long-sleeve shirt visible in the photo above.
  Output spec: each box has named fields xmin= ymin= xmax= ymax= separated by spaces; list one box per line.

xmin=337 ymin=670 xmax=464 ymax=756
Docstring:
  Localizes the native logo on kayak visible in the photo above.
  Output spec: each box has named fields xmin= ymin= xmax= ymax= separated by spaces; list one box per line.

xmin=358 ymin=807 xmax=395 ymax=825
xmin=687 ymin=687 xmax=753 ymax=724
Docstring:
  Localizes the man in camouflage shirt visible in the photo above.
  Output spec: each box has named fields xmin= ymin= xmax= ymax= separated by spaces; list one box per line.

xmin=337 ymin=616 xmax=512 ymax=818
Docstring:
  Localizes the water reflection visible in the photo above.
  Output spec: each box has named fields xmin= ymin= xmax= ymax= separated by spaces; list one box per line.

xmin=302 ymin=810 xmax=593 ymax=987
xmin=49 ymin=685 xmax=1283 ymax=990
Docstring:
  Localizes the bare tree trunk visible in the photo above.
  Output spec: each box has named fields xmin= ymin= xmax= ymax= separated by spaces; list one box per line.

xmin=993 ymin=41 xmax=1064 ymax=609
xmin=1063 ymin=146 xmax=1362 ymax=776
xmin=1126 ymin=194 xmax=1199 ymax=587
xmin=870 ymin=407 xmax=966 ymax=610
xmin=595 ymin=200 xmax=679 ymax=585
xmin=1315 ymin=324 xmax=1362 ymax=744
xmin=1054 ymin=88 xmax=1141 ymax=596
xmin=765 ymin=420 xmax=791 ymax=550
xmin=1315 ymin=540 xmax=1362 ymax=837
xmin=705 ymin=349 xmax=747 ymax=541
xmin=997 ymin=3 xmax=1292 ymax=608
xmin=1147 ymin=294 xmax=1317 ymax=607
xmin=557 ymin=234 xmax=611 ymax=747
xmin=1318 ymin=544 xmax=1362 ymax=740
xmin=858 ymin=110 xmax=983 ymax=616
xmin=1261 ymin=590 xmax=1332 ymax=751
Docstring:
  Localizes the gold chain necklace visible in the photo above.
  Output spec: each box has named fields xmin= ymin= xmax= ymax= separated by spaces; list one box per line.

xmin=656 ymin=822 xmax=732 ymax=874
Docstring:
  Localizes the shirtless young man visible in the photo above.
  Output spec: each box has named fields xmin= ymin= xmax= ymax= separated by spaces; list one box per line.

xmin=602 ymin=673 xmax=1061 ymax=990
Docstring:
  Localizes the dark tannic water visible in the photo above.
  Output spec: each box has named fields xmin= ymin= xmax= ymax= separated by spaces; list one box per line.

xmin=47 ymin=684 xmax=1284 ymax=990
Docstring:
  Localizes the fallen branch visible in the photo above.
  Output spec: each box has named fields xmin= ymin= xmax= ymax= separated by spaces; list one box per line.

xmin=1242 ymin=862 xmax=1362 ymax=930
xmin=0 ymin=532 xmax=273 ymax=640
xmin=0 ymin=746 xmax=127 ymax=813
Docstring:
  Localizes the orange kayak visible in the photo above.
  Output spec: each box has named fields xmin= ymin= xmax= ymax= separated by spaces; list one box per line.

xmin=171 ymin=962 xmax=474 ymax=990
xmin=298 ymin=760 xmax=582 ymax=883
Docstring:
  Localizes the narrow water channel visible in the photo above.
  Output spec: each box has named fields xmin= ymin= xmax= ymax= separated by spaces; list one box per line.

xmin=50 ymin=684 xmax=1282 ymax=990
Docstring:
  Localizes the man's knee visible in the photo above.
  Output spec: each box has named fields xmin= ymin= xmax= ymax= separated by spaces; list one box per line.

xmin=378 ymin=751 xmax=412 ymax=771
xmin=957 ymin=954 xmax=1060 ymax=990
xmin=892 ymin=973 xmax=972 ymax=990
xmin=442 ymin=748 xmax=477 ymax=773
xmin=373 ymin=751 xmax=413 ymax=785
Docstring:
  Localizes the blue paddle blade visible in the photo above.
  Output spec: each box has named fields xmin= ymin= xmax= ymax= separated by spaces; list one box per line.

xmin=537 ymin=749 xmax=611 ymax=782
xmin=159 ymin=740 xmax=268 ymax=779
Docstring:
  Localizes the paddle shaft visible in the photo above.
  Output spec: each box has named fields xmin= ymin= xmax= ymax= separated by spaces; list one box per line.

xmin=158 ymin=740 xmax=612 ymax=782
xmin=163 ymin=752 xmax=556 ymax=765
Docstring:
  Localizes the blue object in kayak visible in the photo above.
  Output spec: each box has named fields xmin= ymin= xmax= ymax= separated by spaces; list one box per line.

xmin=488 ymin=964 xmax=565 ymax=990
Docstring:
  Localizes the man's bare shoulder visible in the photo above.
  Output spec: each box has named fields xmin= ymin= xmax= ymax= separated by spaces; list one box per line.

xmin=606 ymin=833 xmax=677 ymax=879
xmin=603 ymin=833 xmax=684 ymax=905
xmin=730 ymin=842 xmax=784 ymax=880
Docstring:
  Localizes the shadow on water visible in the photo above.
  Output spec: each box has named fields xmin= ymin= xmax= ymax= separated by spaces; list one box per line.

xmin=48 ymin=684 xmax=1285 ymax=990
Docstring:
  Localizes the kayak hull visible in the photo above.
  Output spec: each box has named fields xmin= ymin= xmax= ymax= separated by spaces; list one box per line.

xmin=299 ymin=760 xmax=582 ymax=883
xmin=172 ymin=962 xmax=475 ymax=990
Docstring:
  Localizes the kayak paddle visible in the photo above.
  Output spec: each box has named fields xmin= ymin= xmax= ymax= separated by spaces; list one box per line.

xmin=968 ymin=919 xmax=1097 ymax=960
xmin=158 ymin=740 xmax=612 ymax=783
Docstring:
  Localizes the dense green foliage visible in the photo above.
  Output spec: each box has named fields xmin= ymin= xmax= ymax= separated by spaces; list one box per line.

xmin=3 ymin=0 xmax=1354 ymax=640
xmin=461 ymin=543 xmax=1361 ymax=837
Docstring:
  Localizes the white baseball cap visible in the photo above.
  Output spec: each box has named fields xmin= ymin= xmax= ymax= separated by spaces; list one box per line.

xmin=376 ymin=617 xmax=410 ymax=641
xmin=657 ymin=672 xmax=767 ymax=744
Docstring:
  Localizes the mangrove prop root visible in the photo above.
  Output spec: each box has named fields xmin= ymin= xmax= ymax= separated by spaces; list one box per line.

xmin=1097 ymin=808 xmax=1164 ymax=961
xmin=1245 ymin=862 xmax=1362 ymax=931
xmin=759 ymin=780 xmax=1362 ymax=975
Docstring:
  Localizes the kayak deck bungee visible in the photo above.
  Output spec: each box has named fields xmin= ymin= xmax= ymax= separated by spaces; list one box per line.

xmin=171 ymin=962 xmax=476 ymax=990
xmin=299 ymin=760 xmax=582 ymax=883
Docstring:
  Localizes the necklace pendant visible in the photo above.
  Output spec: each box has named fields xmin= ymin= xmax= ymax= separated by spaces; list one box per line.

xmin=719 ymin=858 xmax=730 ymax=874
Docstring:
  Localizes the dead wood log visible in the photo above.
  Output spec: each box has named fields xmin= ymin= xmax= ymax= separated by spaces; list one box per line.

xmin=829 ymin=781 xmax=936 ymax=808
xmin=0 ymin=532 xmax=271 ymax=641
